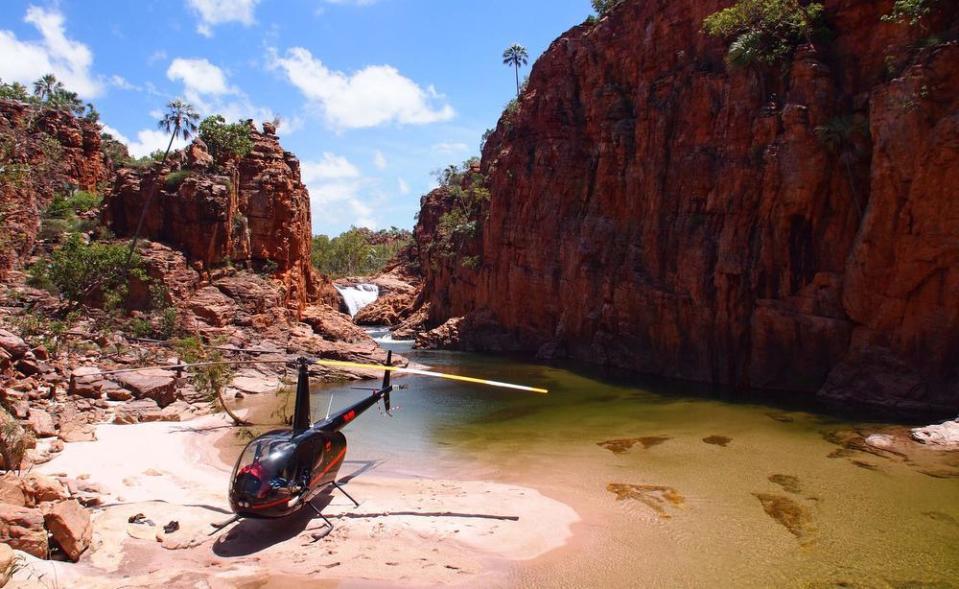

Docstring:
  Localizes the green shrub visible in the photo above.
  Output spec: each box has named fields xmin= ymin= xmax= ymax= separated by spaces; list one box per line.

xmin=199 ymin=115 xmax=253 ymax=162
xmin=882 ymin=0 xmax=941 ymax=27
xmin=703 ymin=0 xmax=825 ymax=68
xmin=158 ymin=307 xmax=178 ymax=339
xmin=129 ymin=317 xmax=153 ymax=338
xmin=591 ymin=0 xmax=623 ymax=16
xmin=31 ymin=234 xmax=143 ymax=305
xmin=164 ymin=170 xmax=192 ymax=191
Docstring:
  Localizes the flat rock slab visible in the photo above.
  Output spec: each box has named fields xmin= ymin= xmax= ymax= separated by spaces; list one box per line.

xmin=112 ymin=369 xmax=177 ymax=408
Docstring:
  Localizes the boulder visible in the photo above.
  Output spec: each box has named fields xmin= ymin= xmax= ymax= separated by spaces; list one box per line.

xmin=23 ymin=473 xmax=69 ymax=505
xmin=106 ymin=387 xmax=134 ymax=402
xmin=0 ymin=330 xmax=28 ymax=360
xmin=0 ymin=542 xmax=14 ymax=587
xmin=188 ymin=286 xmax=238 ymax=327
xmin=112 ymin=369 xmax=177 ymax=407
xmin=0 ymin=473 xmax=26 ymax=507
xmin=186 ymin=138 xmax=213 ymax=168
xmin=44 ymin=499 xmax=92 ymax=561
xmin=114 ymin=398 xmax=165 ymax=424
xmin=0 ymin=503 xmax=47 ymax=558
xmin=27 ymin=408 xmax=56 ymax=438
xmin=912 ymin=420 xmax=959 ymax=448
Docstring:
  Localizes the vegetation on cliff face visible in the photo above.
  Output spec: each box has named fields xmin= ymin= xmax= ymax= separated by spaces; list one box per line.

xmin=198 ymin=115 xmax=253 ymax=163
xmin=703 ymin=0 xmax=825 ymax=68
xmin=312 ymin=227 xmax=413 ymax=278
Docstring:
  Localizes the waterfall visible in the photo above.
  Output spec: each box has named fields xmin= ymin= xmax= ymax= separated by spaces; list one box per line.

xmin=335 ymin=283 xmax=380 ymax=318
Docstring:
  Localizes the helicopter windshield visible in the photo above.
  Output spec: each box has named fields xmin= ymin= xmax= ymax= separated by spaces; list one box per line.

xmin=233 ymin=433 xmax=301 ymax=504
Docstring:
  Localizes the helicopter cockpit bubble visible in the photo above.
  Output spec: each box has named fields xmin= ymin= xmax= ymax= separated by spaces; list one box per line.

xmin=232 ymin=432 xmax=303 ymax=506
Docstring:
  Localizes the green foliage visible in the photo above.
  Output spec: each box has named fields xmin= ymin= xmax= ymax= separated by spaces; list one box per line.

xmin=312 ymin=227 xmax=413 ymax=278
xmin=882 ymin=0 xmax=941 ymax=27
xmin=164 ymin=170 xmax=192 ymax=191
xmin=0 ymin=79 xmax=30 ymax=101
xmin=198 ymin=115 xmax=253 ymax=162
xmin=432 ymin=178 xmax=490 ymax=262
xmin=129 ymin=317 xmax=153 ymax=338
xmin=703 ymin=0 xmax=825 ymax=67
xmin=30 ymin=234 xmax=143 ymax=305
xmin=591 ymin=0 xmax=624 ymax=16
xmin=46 ymin=190 xmax=101 ymax=217
xmin=159 ymin=99 xmax=200 ymax=144
xmin=173 ymin=337 xmax=241 ymax=422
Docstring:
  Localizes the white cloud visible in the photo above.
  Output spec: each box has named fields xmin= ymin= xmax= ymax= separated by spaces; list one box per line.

xmin=433 ymin=142 xmax=469 ymax=154
xmin=148 ymin=50 xmax=168 ymax=66
xmin=110 ymin=75 xmax=139 ymax=91
xmin=325 ymin=0 xmax=380 ymax=5
xmin=301 ymin=153 xmax=361 ymax=183
xmin=126 ymin=128 xmax=188 ymax=159
xmin=397 ymin=178 xmax=410 ymax=195
xmin=0 ymin=6 xmax=101 ymax=98
xmin=185 ymin=0 xmax=261 ymax=37
xmin=99 ymin=124 xmax=129 ymax=144
xmin=167 ymin=58 xmax=233 ymax=97
xmin=373 ymin=150 xmax=387 ymax=170
xmin=270 ymin=47 xmax=455 ymax=129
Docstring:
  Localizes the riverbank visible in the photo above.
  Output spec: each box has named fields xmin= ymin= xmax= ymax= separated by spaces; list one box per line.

xmin=10 ymin=414 xmax=579 ymax=588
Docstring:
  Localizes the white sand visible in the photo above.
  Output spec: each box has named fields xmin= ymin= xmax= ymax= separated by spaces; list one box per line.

xmin=12 ymin=415 xmax=579 ymax=588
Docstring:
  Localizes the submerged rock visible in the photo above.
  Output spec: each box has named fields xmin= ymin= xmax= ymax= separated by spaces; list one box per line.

xmin=702 ymin=435 xmax=732 ymax=447
xmin=753 ymin=493 xmax=815 ymax=544
xmin=911 ymin=420 xmax=959 ymax=449
xmin=768 ymin=474 xmax=802 ymax=495
xmin=597 ymin=436 xmax=671 ymax=454
xmin=607 ymin=483 xmax=684 ymax=519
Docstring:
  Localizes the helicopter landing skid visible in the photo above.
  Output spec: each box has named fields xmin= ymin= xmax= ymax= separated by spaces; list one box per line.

xmin=332 ymin=481 xmax=360 ymax=508
xmin=208 ymin=514 xmax=242 ymax=536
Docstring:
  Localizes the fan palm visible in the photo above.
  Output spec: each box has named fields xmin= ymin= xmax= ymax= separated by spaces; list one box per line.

xmin=126 ymin=99 xmax=200 ymax=263
xmin=502 ymin=44 xmax=529 ymax=98
xmin=32 ymin=74 xmax=63 ymax=102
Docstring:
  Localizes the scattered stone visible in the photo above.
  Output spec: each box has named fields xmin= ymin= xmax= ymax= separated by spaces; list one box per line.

xmin=753 ymin=493 xmax=815 ymax=543
xmin=44 ymin=499 xmax=92 ymax=562
xmin=0 ymin=329 xmax=28 ymax=359
xmin=112 ymin=369 xmax=177 ymax=407
xmin=0 ymin=473 xmax=26 ymax=506
xmin=703 ymin=435 xmax=732 ymax=447
xmin=597 ymin=436 xmax=670 ymax=454
xmin=607 ymin=483 xmax=684 ymax=518
xmin=106 ymin=387 xmax=134 ymax=402
xmin=0 ymin=503 xmax=47 ymax=558
xmin=114 ymin=398 xmax=165 ymax=424
xmin=27 ymin=408 xmax=56 ymax=438
xmin=23 ymin=473 xmax=69 ymax=504
xmin=768 ymin=474 xmax=802 ymax=494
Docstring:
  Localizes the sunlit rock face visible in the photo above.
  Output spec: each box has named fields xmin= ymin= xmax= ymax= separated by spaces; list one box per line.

xmin=105 ymin=123 xmax=337 ymax=312
xmin=415 ymin=0 xmax=959 ymax=414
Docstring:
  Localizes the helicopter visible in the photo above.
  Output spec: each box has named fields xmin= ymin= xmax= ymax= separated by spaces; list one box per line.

xmin=193 ymin=350 xmax=549 ymax=532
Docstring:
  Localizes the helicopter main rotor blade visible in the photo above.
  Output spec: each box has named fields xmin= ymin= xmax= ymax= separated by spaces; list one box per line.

xmin=311 ymin=359 xmax=548 ymax=394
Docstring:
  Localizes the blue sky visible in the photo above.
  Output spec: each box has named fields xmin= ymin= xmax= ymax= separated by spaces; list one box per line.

xmin=0 ymin=0 xmax=590 ymax=236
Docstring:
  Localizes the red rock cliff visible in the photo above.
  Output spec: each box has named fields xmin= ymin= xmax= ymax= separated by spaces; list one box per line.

xmin=0 ymin=100 xmax=109 ymax=275
xmin=105 ymin=122 xmax=335 ymax=312
xmin=417 ymin=0 xmax=959 ymax=414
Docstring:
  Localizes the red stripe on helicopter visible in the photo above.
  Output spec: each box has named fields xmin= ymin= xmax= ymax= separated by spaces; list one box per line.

xmin=343 ymin=410 xmax=356 ymax=423
xmin=309 ymin=446 xmax=347 ymax=487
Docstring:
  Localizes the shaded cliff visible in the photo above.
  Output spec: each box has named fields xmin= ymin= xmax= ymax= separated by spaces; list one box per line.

xmin=415 ymin=0 xmax=959 ymax=414
xmin=0 ymin=100 xmax=109 ymax=276
xmin=105 ymin=122 xmax=335 ymax=312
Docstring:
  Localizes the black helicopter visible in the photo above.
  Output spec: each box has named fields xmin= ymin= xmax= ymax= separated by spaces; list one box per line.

xmin=212 ymin=351 xmax=547 ymax=531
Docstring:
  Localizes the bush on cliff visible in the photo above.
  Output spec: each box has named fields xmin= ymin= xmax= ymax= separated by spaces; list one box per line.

xmin=29 ymin=234 xmax=144 ymax=306
xmin=164 ymin=170 xmax=192 ymax=191
xmin=199 ymin=115 xmax=253 ymax=163
xmin=882 ymin=0 xmax=943 ymax=28
xmin=591 ymin=0 xmax=624 ymax=17
xmin=703 ymin=0 xmax=825 ymax=67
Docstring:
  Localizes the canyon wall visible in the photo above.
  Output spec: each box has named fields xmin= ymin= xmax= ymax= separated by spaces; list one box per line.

xmin=417 ymin=0 xmax=959 ymax=414
xmin=0 ymin=100 xmax=109 ymax=276
xmin=105 ymin=122 xmax=334 ymax=311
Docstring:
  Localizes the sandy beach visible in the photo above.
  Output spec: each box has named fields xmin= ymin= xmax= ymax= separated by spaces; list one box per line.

xmin=11 ymin=415 xmax=579 ymax=588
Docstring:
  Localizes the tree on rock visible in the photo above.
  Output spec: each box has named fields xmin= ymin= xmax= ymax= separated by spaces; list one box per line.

xmin=703 ymin=0 xmax=824 ymax=68
xmin=502 ymin=44 xmax=529 ymax=98
xmin=198 ymin=115 xmax=253 ymax=163
xmin=591 ymin=0 xmax=624 ymax=16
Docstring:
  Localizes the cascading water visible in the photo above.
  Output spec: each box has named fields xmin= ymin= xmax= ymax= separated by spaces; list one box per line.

xmin=335 ymin=283 xmax=380 ymax=317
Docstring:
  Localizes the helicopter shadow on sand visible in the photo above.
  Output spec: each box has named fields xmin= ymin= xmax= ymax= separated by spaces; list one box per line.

xmin=211 ymin=459 xmax=379 ymax=556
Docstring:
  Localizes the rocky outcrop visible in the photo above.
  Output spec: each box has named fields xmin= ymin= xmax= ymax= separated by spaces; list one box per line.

xmin=105 ymin=122 xmax=335 ymax=312
xmin=0 ymin=100 xmax=109 ymax=276
xmin=414 ymin=0 xmax=959 ymax=415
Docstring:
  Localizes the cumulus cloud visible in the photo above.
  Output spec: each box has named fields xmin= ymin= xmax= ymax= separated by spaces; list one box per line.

xmin=301 ymin=153 xmax=361 ymax=183
xmin=270 ymin=47 xmax=455 ymax=129
xmin=301 ymin=153 xmax=379 ymax=231
xmin=110 ymin=75 xmax=139 ymax=91
xmin=432 ymin=142 xmax=469 ymax=154
xmin=125 ymin=128 xmax=188 ymax=159
xmin=167 ymin=58 xmax=233 ymax=97
xmin=0 ymin=6 xmax=101 ymax=98
xmin=99 ymin=124 xmax=129 ymax=144
xmin=185 ymin=0 xmax=261 ymax=37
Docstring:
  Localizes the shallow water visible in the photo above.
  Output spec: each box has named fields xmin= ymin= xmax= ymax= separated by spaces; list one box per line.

xmin=259 ymin=337 xmax=959 ymax=588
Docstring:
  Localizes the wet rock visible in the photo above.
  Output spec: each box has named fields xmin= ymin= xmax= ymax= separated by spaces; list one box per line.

xmin=911 ymin=420 xmax=959 ymax=449
xmin=0 ymin=503 xmax=47 ymax=557
xmin=607 ymin=483 xmax=684 ymax=519
xmin=702 ymin=435 xmax=732 ymax=447
xmin=753 ymin=493 xmax=815 ymax=543
xmin=44 ymin=499 xmax=92 ymax=561
xmin=769 ymin=474 xmax=802 ymax=494
xmin=112 ymin=369 xmax=177 ymax=407
xmin=0 ymin=473 xmax=26 ymax=506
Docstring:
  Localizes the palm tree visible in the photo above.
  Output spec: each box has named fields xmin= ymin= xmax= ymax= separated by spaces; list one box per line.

xmin=32 ymin=74 xmax=63 ymax=102
xmin=815 ymin=114 xmax=869 ymax=216
xmin=502 ymin=44 xmax=529 ymax=98
xmin=125 ymin=99 xmax=200 ymax=263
